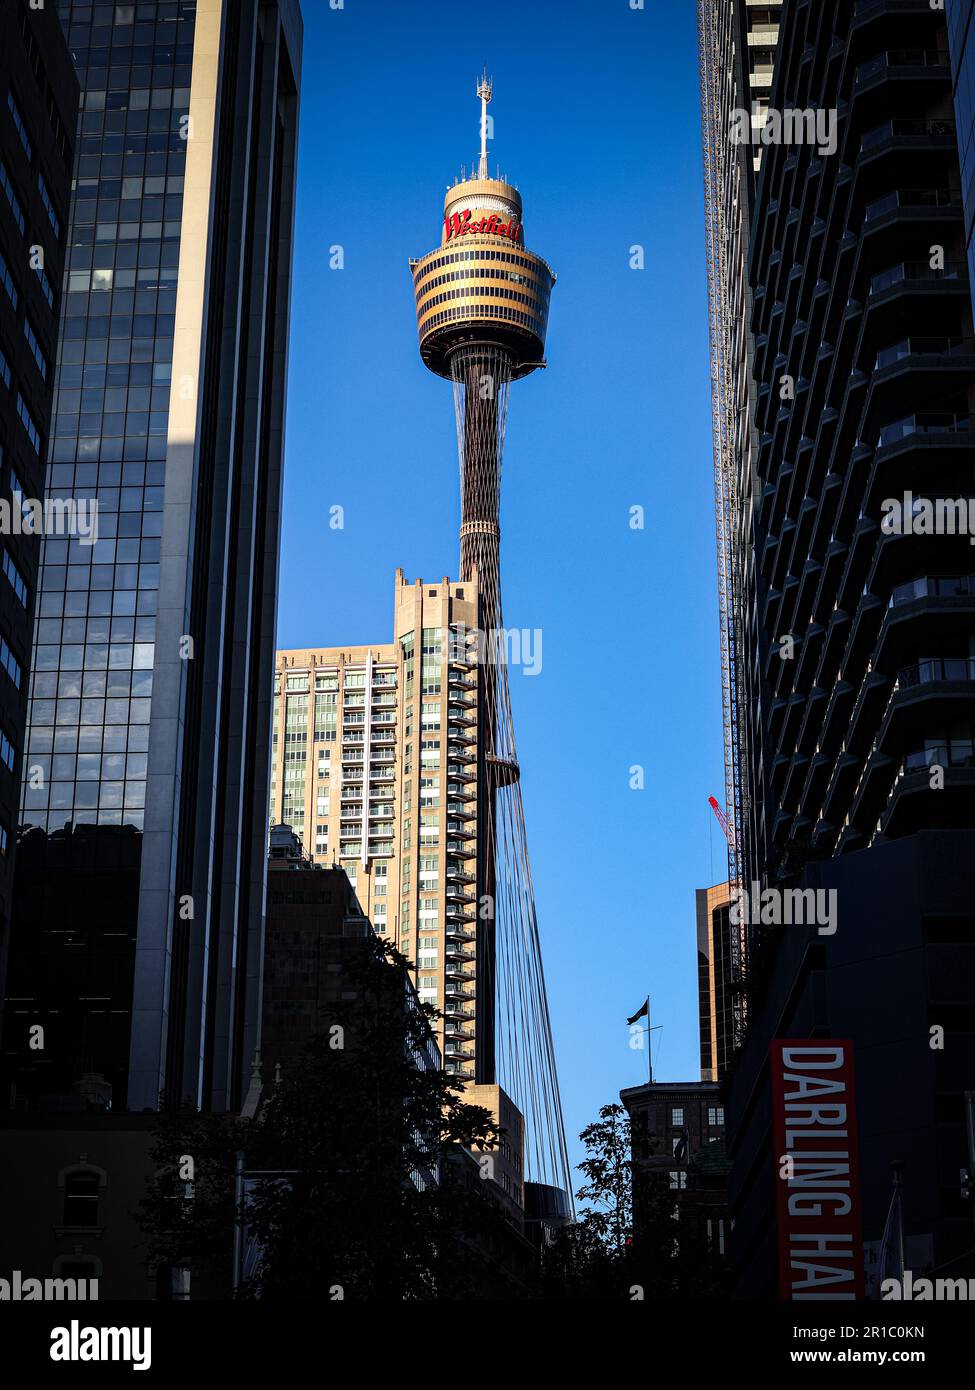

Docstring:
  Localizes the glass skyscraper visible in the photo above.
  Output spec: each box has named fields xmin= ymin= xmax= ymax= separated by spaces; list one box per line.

xmin=1 ymin=0 xmax=302 ymax=1115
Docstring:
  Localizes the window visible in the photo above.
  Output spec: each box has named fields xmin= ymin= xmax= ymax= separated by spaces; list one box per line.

xmin=669 ymin=1171 xmax=687 ymax=1191
xmin=0 ymin=632 xmax=22 ymax=689
xmin=23 ymin=316 xmax=47 ymax=378
xmin=16 ymin=393 xmax=41 ymax=453
xmin=33 ymin=262 xmax=54 ymax=310
xmin=2 ymin=549 xmax=28 ymax=607
xmin=6 ymin=90 xmax=32 ymax=162
xmin=0 ymin=726 xmax=16 ymax=773
xmin=0 ymin=344 xmax=10 ymax=391
xmin=37 ymin=170 xmax=60 ymax=238
xmin=671 ymin=1107 xmax=684 ymax=1126
xmin=0 ymin=160 xmax=26 ymax=236
xmin=0 ymin=248 xmax=18 ymax=309
xmin=708 ymin=1106 xmax=725 ymax=1127
xmin=63 ymin=1170 xmax=100 ymax=1227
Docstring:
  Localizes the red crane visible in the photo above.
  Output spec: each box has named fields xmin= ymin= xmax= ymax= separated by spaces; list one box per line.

xmin=708 ymin=794 xmax=735 ymax=850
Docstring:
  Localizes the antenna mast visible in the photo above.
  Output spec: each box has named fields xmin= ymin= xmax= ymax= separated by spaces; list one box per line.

xmin=477 ymin=69 xmax=492 ymax=178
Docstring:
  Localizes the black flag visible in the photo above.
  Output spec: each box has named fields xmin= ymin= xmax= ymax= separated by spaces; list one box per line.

xmin=627 ymin=996 xmax=649 ymax=1026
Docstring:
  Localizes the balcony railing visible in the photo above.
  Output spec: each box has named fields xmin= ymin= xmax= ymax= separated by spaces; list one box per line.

xmin=864 ymin=187 xmax=960 ymax=222
xmin=875 ymin=336 xmax=974 ymax=370
xmin=855 ymin=50 xmax=947 ymax=85
xmin=902 ymin=742 xmax=975 ymax=772
xmin=889 ymin=574 xmax=975 ymax=606
xmin=897 ymin=656 xmax=975 ymax=687
xmin=869 ymin=260 xmax=965 ymax=294
xmin=875 ymin=411 xmax=972 ymax=447
xmin=861 ymin=117 xmax=955 ymax=152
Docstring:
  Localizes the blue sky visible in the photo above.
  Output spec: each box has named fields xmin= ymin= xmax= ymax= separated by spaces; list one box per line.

xmin=276 ymin=0 xmax=727 ymax=1182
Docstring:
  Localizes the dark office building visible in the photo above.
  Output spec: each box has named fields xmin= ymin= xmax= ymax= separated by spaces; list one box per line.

xmin=262 ymin=826 xmax=397 ymax=1079
xmin=1 ymin=0 xmax=302 ymax=1117
xmin=0 ymin=3 xmax=77 ymax=1046
xmin=720 ymin=0 xmax=975 ymax=1295
xmin=620 ymin=1080 xmax=730 ymax=1266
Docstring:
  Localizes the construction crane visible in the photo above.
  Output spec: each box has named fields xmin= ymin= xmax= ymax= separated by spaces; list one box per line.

xmin=708 ymin=794 xmax=735 ymax=853
xmin=698 ymin=0 xmax=744 ymax=896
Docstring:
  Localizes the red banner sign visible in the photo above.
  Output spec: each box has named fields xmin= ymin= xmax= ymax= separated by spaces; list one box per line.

xmin=770 ymin=1040 xmax=865 ymax=1300
xmin=443 ymin=209 xmax=523 ymax=244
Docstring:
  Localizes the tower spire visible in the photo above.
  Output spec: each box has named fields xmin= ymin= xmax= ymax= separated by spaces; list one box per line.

xmin=476 ymin=68 xmax=492 ymax=179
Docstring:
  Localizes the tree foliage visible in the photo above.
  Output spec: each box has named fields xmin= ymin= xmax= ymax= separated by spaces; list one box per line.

xmin=137 ymin=936 xmax=514 ymax=1300
xmin=534 ymin=1103 xmax=727 ymax=1300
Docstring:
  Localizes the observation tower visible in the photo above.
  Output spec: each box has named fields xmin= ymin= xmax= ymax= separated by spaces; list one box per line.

xmin=409 ymin=75 xmax=570 ymax=1207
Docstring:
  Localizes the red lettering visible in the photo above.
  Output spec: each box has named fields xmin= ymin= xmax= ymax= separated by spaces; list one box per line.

xmin=443 ymin=208 xmax=524 ymax=245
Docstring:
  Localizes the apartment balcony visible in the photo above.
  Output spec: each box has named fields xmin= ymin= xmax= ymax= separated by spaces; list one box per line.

xmin=445 ymin=866 xmax=475 ymax=886
xmin=443 ymin=1019 xmax=474 ymax=1041
xmin=446 ymin=762 xmax=476 ymax=782
xmin=874 ymin=575 xmax=975 ymax=669
xmin=862 ymin=338 xmax=975 ymax=436
xmin=851 ymin=0 xmax=945 ymax=48
xmin=875 ymin=658 xmax=975 ymax=758
xmin=865 ymin=261 xmax=969 ymax=345
xmin=444 ymin=887 xmax=476 ymax=905
xmin=859 ymin=117 xmax=956 ymax=162
xmin=441 ymin=1002 xmax=473 ymax=1022
xmin=852 ymin=50 xmax=951 ymax=120
xmin=447 ymin=744 xmax=476 ymax=766
xmin=877 ymin=746 xmax=975 ymax=838
xmin=443 ymin=982 xmax=475 ymax=1002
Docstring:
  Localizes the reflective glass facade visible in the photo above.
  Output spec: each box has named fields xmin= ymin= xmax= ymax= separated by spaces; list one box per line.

xmin=2 ymin=0 xmax=303 ymax=1115
xmin=23 ymin=1 xmax=195 ymax=837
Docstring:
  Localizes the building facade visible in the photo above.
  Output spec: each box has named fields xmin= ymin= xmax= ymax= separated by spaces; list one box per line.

xmin=272 ymin=568 xmax=484 ymax=1079
xmin=713 ymin=0 xmax=975 ymax=1295
xmin=699 ymin=0 xmax=784 ymax=900
xmin=0 ymin=0 xmax=77 ymax=1032
xmin=2 ymin=0 xmax=302 ymax=1117
xmin=620 ymin=1079 xmax=729 ymax=1265
xmin=695 ymin=881 xmax=738 ymax=1082
xmin=947 ymin=0 xmax=975 ymax=298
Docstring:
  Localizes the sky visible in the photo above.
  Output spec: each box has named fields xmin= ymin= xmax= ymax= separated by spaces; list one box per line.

xmin=276 ymin=0 xmax=727 ymax=1183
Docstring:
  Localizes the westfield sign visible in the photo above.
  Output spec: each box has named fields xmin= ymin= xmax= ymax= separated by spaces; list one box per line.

xmin=444 ymin=208 xmax=523 ymax=244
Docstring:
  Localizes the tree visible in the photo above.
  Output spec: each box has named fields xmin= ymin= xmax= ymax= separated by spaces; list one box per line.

xmin=137 ymin=936 xmax=515 ymax=1300
xmin=534 ymin=1103 xmax=728 ymax=1300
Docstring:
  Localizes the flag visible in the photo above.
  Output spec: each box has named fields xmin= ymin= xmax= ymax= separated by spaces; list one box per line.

xmin=627 ymin=996 xmax=649 ymax=1026
xmin=673 ymin=1128 xmax=689 ymax=1163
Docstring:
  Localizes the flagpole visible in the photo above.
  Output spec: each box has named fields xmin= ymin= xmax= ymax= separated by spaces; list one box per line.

xmin=647 ymin=995 xmax=653 ymax=1084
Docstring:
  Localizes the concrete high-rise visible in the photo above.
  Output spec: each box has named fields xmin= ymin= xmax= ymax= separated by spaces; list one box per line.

xmin=1 ymin=0 xmax=302 ymax=1116
xmin=702 ymin=0 xmax=975 ymax=1295
xmin=699 ymin=0 xmax=784 ymax=901
xmin=272 ymin=571 xmax=484 ymax=1078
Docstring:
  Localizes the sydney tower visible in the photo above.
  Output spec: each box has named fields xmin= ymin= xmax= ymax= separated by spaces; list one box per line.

xmin=409 ymin=76 xmax=570 ymax=1206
